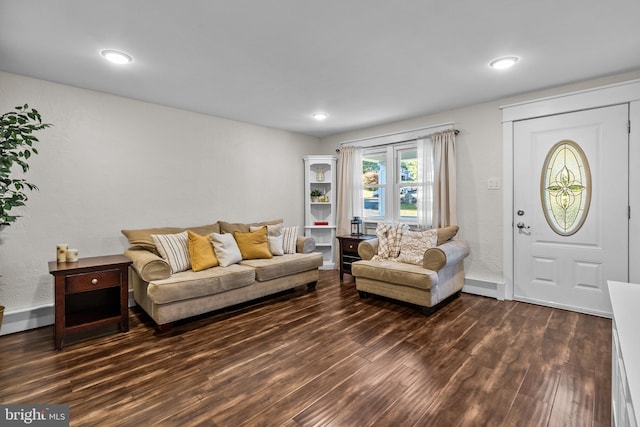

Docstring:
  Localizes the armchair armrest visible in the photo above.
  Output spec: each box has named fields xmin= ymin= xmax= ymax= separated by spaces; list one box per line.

xmin=358 ymin=238 xmax=379 ymax=260
xmin=296 ymin=235 xmax=316 ymax=254
xmin=125 ymin=248 xmax=171 ymax=282
xmin=423 ymin=239 xmax=470 ymax=271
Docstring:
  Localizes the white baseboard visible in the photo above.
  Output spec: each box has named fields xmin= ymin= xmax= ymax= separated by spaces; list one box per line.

xmin=1 ymin=290 xmax=137 ymax=336
xmin=463 ymin=278 xmax=502 ymax=300
xmin=0 ymin=304 xmax=54 ymax=336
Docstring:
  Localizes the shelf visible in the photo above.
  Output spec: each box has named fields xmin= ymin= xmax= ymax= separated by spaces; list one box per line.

xmin=305 ymin=155 xmax=338 ymax=270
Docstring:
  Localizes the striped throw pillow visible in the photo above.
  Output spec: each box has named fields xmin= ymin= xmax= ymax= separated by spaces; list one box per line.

xmin=151 ymin=231 xmax=191 ymax=273
xmin=282 ymin=226 xmax=298 ymax=254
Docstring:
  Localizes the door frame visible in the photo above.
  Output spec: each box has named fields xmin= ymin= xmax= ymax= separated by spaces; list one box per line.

xmin=501 ymin=79 xmax=640 ymax=303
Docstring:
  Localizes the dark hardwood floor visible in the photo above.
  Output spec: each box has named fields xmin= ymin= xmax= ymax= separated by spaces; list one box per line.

xmin=0 ymin=270 xmax=611 ymax=426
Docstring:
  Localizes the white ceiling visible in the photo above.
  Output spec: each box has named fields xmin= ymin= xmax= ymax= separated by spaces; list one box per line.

xmin=1 ymin=1 xmax=639 ymax=138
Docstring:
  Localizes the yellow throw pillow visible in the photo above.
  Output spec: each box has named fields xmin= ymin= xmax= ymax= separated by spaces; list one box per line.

xmin=233 ymin=226 xmax=273 ymax=260
xmin=187 ymin=230 xmax=219 ymax=271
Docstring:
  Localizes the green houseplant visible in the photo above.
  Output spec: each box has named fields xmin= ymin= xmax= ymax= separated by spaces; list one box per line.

xmin=1 ymin=104 xmax=51 ymax=227
xmin=0 ymin=104 xmax=50 ymax=331
xmin=310 ymin=189 xmax=323 ymax=202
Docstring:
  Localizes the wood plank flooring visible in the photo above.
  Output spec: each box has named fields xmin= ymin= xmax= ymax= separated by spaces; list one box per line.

xmin=0 ymin=270 xmax=611 ymax=426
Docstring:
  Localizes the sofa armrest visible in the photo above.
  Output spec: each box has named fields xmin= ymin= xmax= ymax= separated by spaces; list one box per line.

xmin=358 ymin=238 xmax=379 ymax=260
xmin=125 ymin=248 xmax=171 ymax=282
xmin=423 ymin=239 xmax=470 ymax=271
xmin=296 ymin=235 xmax=316 ymax=254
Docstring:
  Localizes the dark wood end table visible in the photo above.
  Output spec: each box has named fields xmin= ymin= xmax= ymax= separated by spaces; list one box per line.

xmin=48 ymin=254 xmax=132 ymax=350
xmin=336 ymin=234 xmax=376 ymax=282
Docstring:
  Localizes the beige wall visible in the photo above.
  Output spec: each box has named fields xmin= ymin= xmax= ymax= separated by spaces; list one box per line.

xmin=321 ymin=70 xmax=640 ymax=286
xmin=0 ymin=71 xmax=320 ymax=319
xmin=2 ymin=67 xmax=639 ymax=332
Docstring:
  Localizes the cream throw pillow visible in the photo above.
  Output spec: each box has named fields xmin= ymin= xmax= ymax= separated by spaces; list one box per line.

xmin=210 ymin=232 xmax=243 ymax=267
xmin=151 ymin=231 xmax=191 ymax=273
xmin=397 ymin=229 xmax=438 ymax=265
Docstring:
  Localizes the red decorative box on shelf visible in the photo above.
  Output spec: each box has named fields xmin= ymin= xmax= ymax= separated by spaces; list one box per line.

xmin=314 ymin=221 xmax=329 ymax=226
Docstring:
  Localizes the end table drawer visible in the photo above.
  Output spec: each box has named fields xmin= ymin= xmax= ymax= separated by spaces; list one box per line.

xmin=66 ymin=269 xmax=121 ymax=293
xmin=345 ymin=241 xmax=358 ymax=253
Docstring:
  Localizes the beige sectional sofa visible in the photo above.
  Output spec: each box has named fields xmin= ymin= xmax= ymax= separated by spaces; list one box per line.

xmin=122 ymin=219 xmax=323 ymax=331
xmin=351 ymin=226 xmax=469 ymax=314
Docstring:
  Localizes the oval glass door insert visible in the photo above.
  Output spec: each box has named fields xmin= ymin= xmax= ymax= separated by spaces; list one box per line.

xmin=540 ymin=140 xmax=591 ymax=236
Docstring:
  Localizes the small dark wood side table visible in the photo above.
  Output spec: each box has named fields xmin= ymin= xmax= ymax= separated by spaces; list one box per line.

xmin=337 ymin=235 xmax=375 ymax=281
xmin=48 ymin=254 xmax=132 ymax=350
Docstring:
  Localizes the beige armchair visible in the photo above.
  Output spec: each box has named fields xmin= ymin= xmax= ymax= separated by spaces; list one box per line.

xmin=351 ymin=227 xmax=469 ymax=314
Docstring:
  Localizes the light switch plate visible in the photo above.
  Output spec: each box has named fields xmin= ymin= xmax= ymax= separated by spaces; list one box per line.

xmin=488 ymin=177 xmax=501 ymax=190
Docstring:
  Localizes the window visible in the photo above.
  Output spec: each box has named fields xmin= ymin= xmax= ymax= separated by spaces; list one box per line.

xmin=361 ymin=141 xmax=430 ymax=225
xmin=541 ymin=140 xmax=591 ymax=236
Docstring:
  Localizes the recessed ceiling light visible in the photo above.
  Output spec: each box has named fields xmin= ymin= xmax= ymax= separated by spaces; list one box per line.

xmin=312 ymin=112 xmax=329 ymax=121
xmin=101 ymin=49 xmax=133 ymax=65
xmin=489 ymin=56 xmax=519 ymax=70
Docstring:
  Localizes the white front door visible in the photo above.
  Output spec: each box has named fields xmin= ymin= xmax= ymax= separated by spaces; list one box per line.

xmin=513 ymin=104 xmax=629 ymax=316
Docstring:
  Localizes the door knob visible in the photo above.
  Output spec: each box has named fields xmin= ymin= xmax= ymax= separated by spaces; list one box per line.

xmin=516 ymin=222 xmax=530 ymax=229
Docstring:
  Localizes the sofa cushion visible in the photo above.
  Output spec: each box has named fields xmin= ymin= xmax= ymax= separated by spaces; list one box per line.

xmin=219 ymin=219 xmax=283 ymax=234
xmin=122 ymin=223 xmax=220 ymax=254
xmin=187 ymin=230 xmax=219 ymax=271
xmin=234 ymin=227 xmax=273 ymax=260
xmin=250 ymin=223 xmax=283 ymax=236
xmin=210 ymin=232 xmax=243 ymax=267
xmin=351 ymin=259 xmax=437 ymax=291
xmin=397 ymin=229 xmax=438 ymax=265
xmin=151 ymin=231 xmax=191 ymax=273
xmin=240 ymin=252 xmax=323 ymax=282
xmin=122 ymin=227 xmax=184 ymax=254
xmin=147 ymin=264 xmax=255 ymax=304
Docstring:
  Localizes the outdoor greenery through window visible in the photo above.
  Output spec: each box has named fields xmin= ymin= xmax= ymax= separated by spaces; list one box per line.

xmin=362 ymin=142 xmax=426 ymax=224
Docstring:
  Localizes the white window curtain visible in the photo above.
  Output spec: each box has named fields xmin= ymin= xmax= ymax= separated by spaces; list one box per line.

xmin=432 ymin=130 xmax=457 ymax=227
xmin=416 ymin=137 xmax=434 ymax=228
xmin=337 ymin=146 xmax=363 ymax=236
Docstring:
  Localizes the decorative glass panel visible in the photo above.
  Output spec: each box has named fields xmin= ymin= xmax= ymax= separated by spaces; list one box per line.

xmin=540 ymin=140 xmax=591 ymax=236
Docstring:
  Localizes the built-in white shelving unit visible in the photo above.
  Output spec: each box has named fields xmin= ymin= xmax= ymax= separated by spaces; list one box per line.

xmin=303 ymin=155 xmax=337 ymax=269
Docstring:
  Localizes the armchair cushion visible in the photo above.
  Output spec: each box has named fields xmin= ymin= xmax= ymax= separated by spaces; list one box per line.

xmin=436 ymin=225 xmax=459 ymax=245
xmin=397 ymin=229 xmax=438 ymax=265
xmin=351 ymin=259 xmax=438 ymax=291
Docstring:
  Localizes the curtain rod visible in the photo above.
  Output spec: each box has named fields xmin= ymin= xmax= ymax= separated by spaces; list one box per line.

xmin=336 ymin=128 xmax=459 ymax=153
